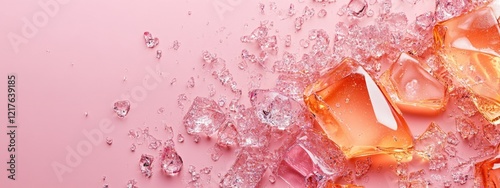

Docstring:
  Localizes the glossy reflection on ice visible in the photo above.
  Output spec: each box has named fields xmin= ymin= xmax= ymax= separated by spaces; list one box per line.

xmin=380 ymin=53 xmax=447 ymax=115
xmin=304 ymin=58 xmax=413 ymax=158
xmin=434 ymin=3 xmax=500 ymax=124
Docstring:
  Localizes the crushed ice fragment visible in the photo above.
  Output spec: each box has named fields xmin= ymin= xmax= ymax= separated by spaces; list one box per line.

xmin=249 ymin=89 xmax=303 ymax=131
xmin=183 ymin=97 xmax=226 ymax=136
xmin=106 ymin=137 xmax=113 ymax=145
xmin=172 ymin=40 xmax=180 ymax=50
xmin=347 ymin=0 xmax=367 ymax=17
xmin=144 ymin=31 xmax=159 ymax=48
xmin=159 ymin=142 xmax=183 ymax=176
xmin=187 ymin=77 xmax=195 ymax=88
xmin=156 ymin=50 xmax=162 ymax=59
xmin=126 ymin=179 xmax=138 ymax=188
xmin=177 ymin=134 xmax=185 ymax=143
xmin=217 ymin=120 xmax=239 ymax=147
xmin=130 ymin=144 xmax=136 ymax=152
xmin=114 ymin=100 xmax=131 ymax=118
xmin=139 ymin=154 xmax=154 ymax=178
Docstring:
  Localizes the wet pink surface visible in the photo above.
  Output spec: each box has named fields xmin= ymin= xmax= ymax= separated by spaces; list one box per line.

xmin=0 ymin=0 xmax=477 ymax=187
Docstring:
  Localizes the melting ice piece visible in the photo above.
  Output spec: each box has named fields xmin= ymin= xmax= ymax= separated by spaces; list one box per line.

xmin=183 ymin=97 xmax=226 ymax=136
xmin=379 ymin=53 xmax=448 ymax=115
xmin=114 ymin=100 xmax=131 ymax=118
xmin=304 ymin=58 xmax=413 ymax=158
xmin=159 ymin=141 xmax=183 ymax=176
xmin=139 ymin=154 xmax=154 ymax=178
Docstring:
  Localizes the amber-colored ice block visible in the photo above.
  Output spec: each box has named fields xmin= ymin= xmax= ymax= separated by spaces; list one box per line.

xmin=434 ymin=4 xmax=500 ymax=124
xmin=304 ymin=58 xmax=414 ymax=158
xmin=475 ymin=152 xmax=500 ymax=187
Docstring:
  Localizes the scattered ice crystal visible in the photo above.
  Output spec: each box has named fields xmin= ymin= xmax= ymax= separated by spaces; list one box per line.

xmin=288 ymin=4 xmax=296 ymax=17
xmin=164 ymin=125 xmax=174 ymax=140
xmin=113 ymin=100 xmax=131 ymax=118
xmin=177 ymin=134 xmax=185 ymax=143
xmin=217 ymin=120 xmax=239 ymax=147
xmin=159 ymin=142 xmax=183 ymax=176
xmin=249 ymin=89 xmax=303 ymax=131
xmin=211 ymin=145 xmax=223 ymax=161
xmin=106 ymin=137 xmax=113 ymax=145
xmin=193 ymin=135 xmax=201 ymax=143
xmin=126 ymin=179 xmax=138 ymax=188
xmin=157 ymin=107 xmax=165 ymax=114
xmin=347 ymin=0 xmax=368 ymax=17
xmin=183 ymin=97 xmax=226 ymax=136
xmin=156 ymin=50 xmax=162 ymax=59
xmin=285 ymin=35 xmax=291 ymax=47
xmin=187 ymin=77 xmax=195 ymax=88
xmin=139 ymin=154 xmax=154 ymax=178
xmin=130 ymin=144 xmax=136 ymax=152
xmin=172 ymin=40 xmax=180 ymax=50
xmin=455 ymin=117 xmax=478 ymax=140
xmin=318 ymin=9 xmax=327 ymax=17
xmin=144 ymin=31 xmax=159 ymax=48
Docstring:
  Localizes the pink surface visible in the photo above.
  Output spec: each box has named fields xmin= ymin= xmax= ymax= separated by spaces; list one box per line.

xmin=0 ymin=0 xmax=473 ymax=187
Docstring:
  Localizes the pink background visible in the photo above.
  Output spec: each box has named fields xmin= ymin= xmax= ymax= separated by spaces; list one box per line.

xmin=0 ymin=0 xmax=466 ymax=187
